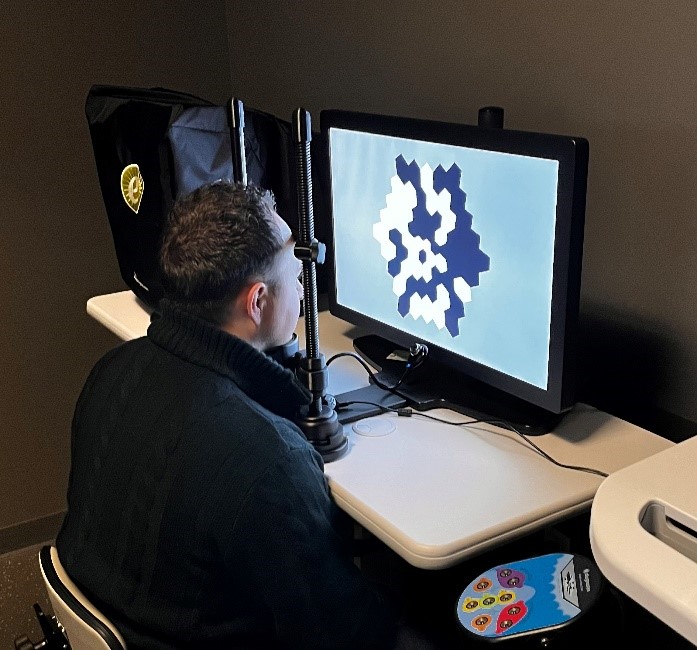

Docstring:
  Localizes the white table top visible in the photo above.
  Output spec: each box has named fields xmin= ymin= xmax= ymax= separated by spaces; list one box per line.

xmin=590 ymin=436 xmax=697 ymax=645
xmin=87 ymin=291 xmax=674 ymax=569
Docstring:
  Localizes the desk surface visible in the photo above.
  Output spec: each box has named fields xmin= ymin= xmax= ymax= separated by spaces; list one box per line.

xmin=590 ymin=435 xmax=697 ymax=645
xmin=87 ymin=291 xmax=674 ymax=569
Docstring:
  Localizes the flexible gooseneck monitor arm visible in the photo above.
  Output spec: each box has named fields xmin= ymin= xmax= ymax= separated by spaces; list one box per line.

xmin=292 ymin=108 xmax=348 ymax=462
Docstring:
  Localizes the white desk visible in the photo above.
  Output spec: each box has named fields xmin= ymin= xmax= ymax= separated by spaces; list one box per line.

xmin=590 ymin=436 xmax=697 ymax=645
xmin=87 ymin=291 xmax=673 ymax=569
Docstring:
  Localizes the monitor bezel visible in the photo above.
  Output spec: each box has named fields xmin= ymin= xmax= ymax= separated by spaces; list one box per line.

xmin=320 ymin=109 xmax=588 ymax=415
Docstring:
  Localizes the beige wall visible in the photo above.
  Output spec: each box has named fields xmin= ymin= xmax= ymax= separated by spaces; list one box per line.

xmin=226 ymin=1 xmax=697 ymax=434
xmin=0 ymin=2 xmax=231 ymax=539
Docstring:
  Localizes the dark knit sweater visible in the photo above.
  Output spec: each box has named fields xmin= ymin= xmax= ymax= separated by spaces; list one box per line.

xmin=56 ymin=306 xmax=398 ymax=649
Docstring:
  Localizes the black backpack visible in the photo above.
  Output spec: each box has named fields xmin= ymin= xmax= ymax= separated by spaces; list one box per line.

xmin=85 ymin=84 xmax=330 ymax=308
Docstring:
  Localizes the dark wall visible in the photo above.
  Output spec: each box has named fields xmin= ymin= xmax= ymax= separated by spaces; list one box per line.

xmin=0 ymin=2 xmax=231 ymax=541
xmin=3 ymin=1 xmax=695 ymax=546
xmin=226 ymin=0 xmax=697 ymax=440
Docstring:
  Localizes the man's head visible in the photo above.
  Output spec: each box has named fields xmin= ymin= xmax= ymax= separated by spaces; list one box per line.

xmin=159 ymin=181 xmax=303 ymax=351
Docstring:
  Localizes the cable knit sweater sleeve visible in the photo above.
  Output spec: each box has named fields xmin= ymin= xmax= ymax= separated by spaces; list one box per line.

xmin=211 ymin=441 xmax=399 ymax=649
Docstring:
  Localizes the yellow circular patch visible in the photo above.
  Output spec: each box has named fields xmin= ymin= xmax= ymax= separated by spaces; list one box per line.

xmin=120 ymin=163 xmax=144 ymax=213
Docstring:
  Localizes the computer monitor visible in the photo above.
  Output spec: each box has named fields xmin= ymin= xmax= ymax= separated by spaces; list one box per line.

xmin=320 ymin=109 xmax=589 ymax=433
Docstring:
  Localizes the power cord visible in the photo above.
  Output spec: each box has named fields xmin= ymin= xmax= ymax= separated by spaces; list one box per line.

xmin=327 ymin=348 xmax=609 ymax=478
xmin=334 ymin=399 xmax=609 ymax=479
xmin=326 ymin=345 xmax=428 ymax=392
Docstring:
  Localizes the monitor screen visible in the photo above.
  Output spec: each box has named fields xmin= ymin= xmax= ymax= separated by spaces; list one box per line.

xmin=320 ymin=110 xmax=588 ymax=422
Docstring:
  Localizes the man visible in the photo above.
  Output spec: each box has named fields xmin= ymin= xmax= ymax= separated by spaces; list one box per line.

xmin=57 ymin=181 xmax=401 ymax=648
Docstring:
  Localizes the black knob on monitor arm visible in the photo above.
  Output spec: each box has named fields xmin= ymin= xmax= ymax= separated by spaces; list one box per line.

xmin=478 ymin=106 xmax=504 ymax=129
xmin=292 ymin=107 xmax=348 ymax=462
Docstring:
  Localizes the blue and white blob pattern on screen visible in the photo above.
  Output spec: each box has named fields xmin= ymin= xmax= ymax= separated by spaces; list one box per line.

xmin=373 ymin=155 xmax=491 ymax=337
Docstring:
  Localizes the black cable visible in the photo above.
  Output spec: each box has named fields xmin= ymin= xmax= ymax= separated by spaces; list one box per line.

xmin=336 ymin=399 xmax=609 ymax=479
xmin=328 ymin=350 xmax=608 ymax=477
xmin=325 ymin=350 xmax=424 ymax=393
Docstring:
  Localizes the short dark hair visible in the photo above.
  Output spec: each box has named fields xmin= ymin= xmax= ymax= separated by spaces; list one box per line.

xmin=159 ymin=181 xmax=284 ymax=324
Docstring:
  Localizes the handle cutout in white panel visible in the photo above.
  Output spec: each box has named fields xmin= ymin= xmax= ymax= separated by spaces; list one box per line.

xmin=640 ymin=502 xmax=697 ymax=563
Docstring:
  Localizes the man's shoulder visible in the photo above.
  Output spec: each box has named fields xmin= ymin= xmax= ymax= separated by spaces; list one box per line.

xmin=207 ymin=387 xmax=314 ymax=456
xmin=94 ymin=335 xmax=152 ymax=364
xmin=85 ymin=337 xmax=316 ymax=461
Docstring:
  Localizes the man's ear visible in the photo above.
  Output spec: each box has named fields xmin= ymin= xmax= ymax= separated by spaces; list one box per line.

xmin=244 ymin=281 xmax=269 ymax=326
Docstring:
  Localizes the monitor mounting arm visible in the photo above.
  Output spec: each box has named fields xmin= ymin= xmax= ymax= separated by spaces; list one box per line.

xmin=292 ymin=108 xmax=348 ymax=462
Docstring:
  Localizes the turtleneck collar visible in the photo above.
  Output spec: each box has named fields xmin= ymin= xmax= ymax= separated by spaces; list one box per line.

xmin=147 ymin=304 xmax=311 ymax=420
